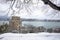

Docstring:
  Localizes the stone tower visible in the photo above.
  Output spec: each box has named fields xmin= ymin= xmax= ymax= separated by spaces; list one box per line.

xmin=9 ymin=16 xmax=22 ymax=32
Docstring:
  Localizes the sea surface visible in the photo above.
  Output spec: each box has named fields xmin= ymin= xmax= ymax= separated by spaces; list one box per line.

xmin=0 ymin=21 xmax=60 ymax=28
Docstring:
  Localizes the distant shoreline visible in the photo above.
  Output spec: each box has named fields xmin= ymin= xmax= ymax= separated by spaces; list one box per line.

xmin=0 ymin=19 xmax=60 ymax=22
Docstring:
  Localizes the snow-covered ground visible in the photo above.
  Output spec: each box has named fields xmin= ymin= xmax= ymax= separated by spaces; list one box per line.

xmin=0 ymin=32 xmax=60 ymax=40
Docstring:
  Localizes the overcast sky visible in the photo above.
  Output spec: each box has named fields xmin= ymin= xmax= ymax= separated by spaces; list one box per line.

xmin=0 ymin=0 xmax=60 ymax=20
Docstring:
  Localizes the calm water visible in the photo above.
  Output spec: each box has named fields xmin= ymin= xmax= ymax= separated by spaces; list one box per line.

xmin=0 ymin=21 xmax=60 ymax=28
xmin=22 ymin=21 xmax=60 ymax=28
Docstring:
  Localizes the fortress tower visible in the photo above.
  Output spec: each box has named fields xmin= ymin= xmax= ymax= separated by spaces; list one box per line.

xmin=9 ymin=16 xmax=22 ymax=33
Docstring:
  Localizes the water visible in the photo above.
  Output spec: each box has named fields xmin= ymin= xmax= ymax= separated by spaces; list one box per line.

xmin=0 ymin=21 xmax=60 ymax=28
xmin=22 ymin=21 xmax=60 ymax=28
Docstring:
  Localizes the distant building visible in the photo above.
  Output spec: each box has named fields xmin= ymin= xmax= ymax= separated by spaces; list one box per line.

xmin=8 ymin=16 xmax=22 ymax=33
xmin=53 ymin=28 xmax=60 ymax=33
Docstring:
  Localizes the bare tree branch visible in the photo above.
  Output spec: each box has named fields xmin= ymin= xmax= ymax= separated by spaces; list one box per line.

xmin=42 ymin=0 xmax=60 ymax=11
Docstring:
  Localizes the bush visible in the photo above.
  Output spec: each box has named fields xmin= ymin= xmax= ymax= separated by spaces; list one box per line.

xmin=0 ymin=23 xmax=8 ymax=33
xmin=47 ymin=28 xmax=53 ymax=33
